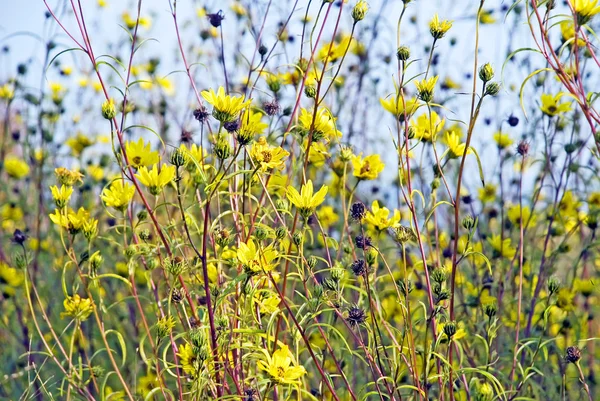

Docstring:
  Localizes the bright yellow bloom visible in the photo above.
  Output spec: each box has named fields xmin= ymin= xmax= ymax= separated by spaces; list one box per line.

xmin=430 ymin=14 xmax=453 ymax=39
xmin=254 ymin=291 xmax=281 ymax=314
xmin=201 ymin=86 xmax=251 ymax=122
xmin=239 ymin=109 xmax=268 ymax=142
xmin=479 ymin=10 xmax=496 ymax=24
xmin=1 ymin=203 xmax=24 ymax=231
xmin=50 ymin=185 xmax=73 ymax=208
xmin=0 ymin=83 xmax=15 ymax=100
xmin=298 ymin=108 xmax=342 ymax=142
xmin=415 ymin=76 xmax=438 ymax=103
xmin=101 ymin=179 xmax=135 ymax=211
xmin=351 ymin=153 xmax=385 ymax=180
xmin=286 ymin=180 xmax=328 ymax=218
xmin=177 ymin=343 xmax=199 ymax=377
xmin=4 ymin=156 xmax=29 ymax=179
xmin=316 ymin=205 xmax=339 ymax=229
xmin=61 ymin=294 xmax=94 ymax=321
xmin=507 ymin=204 xmax=536 ymax=226
xmin=231 ymin=1 xmax=247 ymax=17
xmin=493 ymin=131 xmax=514 ymax=149
xmin=478 ymin=183 xmax=497 ymax=203
xmin=487 ymin=234 xmax=516 ymax=259
xmin=380 ymin=95 xmax=419 ymax=118
xmin=352 ymin=0 xmax=369 ymax=22
xmin=0 ymin=262 xmax=24 ymax=288
xmin=66 ymin=132 xmax=95 ymax=156
xmin=249 ymin=137 xmax=289 ymax=171
xmin=136 ymin=164 xmax=175 ymax=195
xmin=411 ymin=111 xmax=445 ymax=142
xmin=574 ymin=0 xmax=600 ymax=24
xmin=49 ymin=81 xmax=66 ymax=103
xmin=49 ymin=207 xmax=90 ymax=233
xmin=258 ymin=345 xmax=306 ymax=385
xmin=156 ymin=76 xmax=175 ymax=96
xmin=445 ymin=131 xmax=471 ymax=158
xmin=540 ymin=93 xmax=572 ymax=117
xmin=364 ymin=200 xmax=401 ymax=232
xmin=125 ymin=138 xmax=160 ymax=169
xmin=307 ymin=140 xmax=330 ymax=167
xmin=87 ymin=165 xmax=104 ymax=181
xmin=560 ymin=20 xmax=587 ymax=46
xmin=442 ymin=76 xmax=461 ymax=90
xmin=237 ymin=240 xmax=279 ymax=273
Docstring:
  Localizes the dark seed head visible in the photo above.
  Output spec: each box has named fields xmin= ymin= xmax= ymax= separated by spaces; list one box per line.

xmin=350 ymin=259 xmax=368 ymax=276
xmin=350 ymin=202 xmax=366 ymax=221
xmin=12 ymin=229 xmax=27 ymax=245
xmin=193 ymin=106 xmax=209 ymax=123
xmin=508 ymin=115 xmax=519 ymax=127
xmin=347 ymin=306 xmax=367 ymax=326
xmin=355 ymin=234 xmax=372 ymax=250
xmin=565 ymin=345 xmax=582 ymax=363
xmin=517 ymin=140 xmax=530 ymax=157
xmin=207 ymin=11 xmax=225 ymax=27
xmin=263 ymin=100 xmax=280 ymax=116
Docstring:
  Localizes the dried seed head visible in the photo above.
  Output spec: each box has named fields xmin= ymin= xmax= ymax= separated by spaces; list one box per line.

xmin=565 ymin=345 xmax=582 ymax=363
xmin=350 ymin=259 xmax=368 ymax=277
xmin=350 ymin=202 xmax=366 ymax=221
xmin=347 ymin=306 xmax=367 ymax=326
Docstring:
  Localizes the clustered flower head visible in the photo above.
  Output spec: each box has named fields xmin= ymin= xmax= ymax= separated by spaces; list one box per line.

xmin=201 ymin=86 xmax=251 ymax=123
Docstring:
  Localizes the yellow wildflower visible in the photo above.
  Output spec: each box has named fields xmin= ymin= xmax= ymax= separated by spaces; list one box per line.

xmin=351 ymin=153 xmax=385 ymax=180
xmin=493 ymin=131 xmax=514 ymax=149
xmin=61 ymin=294 xmax=94 ymax=321
xmin=298 ymin=108 xmax=342 ymax=142
xmin=380 ymin=95 xmax=419 ymax=118
xmin=258 ymin=345 xmax=306 ymax=385
xmin=55 ymin=167 xmax=84 ymax=186
xmin=125 ymin=138 xmax=160 ymax=169
xmin=286 ymin=180 xmax=328 ymax=218
xmin=415 ymin=76 xmax=438 ymax=103
xmin=445 ymin=131 xmax=471 ymax=158
xmin=540 ymin=93 xmax=572 ymax=117
xmin=101 ymin=179 xmax=135 ymax=211
xmin=50 ymin=185 xmax=74 ymax=208
xmin=4 ymin=156 xmax=30 ymax=179
xmin=574 ymin=0 xmax=600 ymax=24
xmin=430 ymin=14 xmax=453 ymax=39
xmin=66 ymin=132 xmax=95 ymax=156
xmin=487 ymin=235 xmax=517 ymax=259
xmin=136 ymin=164 xmax=175 ymax=195
xmin=365 ymin=200 xmax=401 ymax=232
xmin=411 ymin=111 xmax=445 ymax=142
xmin=237 ymin=240 xmax=279 ymax=273
xmin=0 ymin=83 xmax=15 ymax=100
xmin=201 ymin=86 xmax=251 ymax=122
xmin=249 ymin=137 xmax=289 ymax=171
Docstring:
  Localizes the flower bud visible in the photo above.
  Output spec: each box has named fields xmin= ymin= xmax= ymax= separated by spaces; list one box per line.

xmin=478 ymin=63 xmax=494 ymax=82
xmin=101 ymin=98 xmax=116 ymax=120
xmin=396 ymin=45 xmax=410 ymax=61
xmin=352 ymin=0 xmax=369 ymax=22
xmin=485 ymin=82 xmax=500 ymax=96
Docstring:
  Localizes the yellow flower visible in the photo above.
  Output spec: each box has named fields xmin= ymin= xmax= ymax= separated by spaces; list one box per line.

xmin=87 ymin=165 xmax=104 ymax=181
xmin=540 ymin=93 xmax=572 ymax=117
xmin=55 ymin=167 xmax=84 ymax=186
xmin=365 ymin=200 xmax=401 ymax=232
xmin=237 ymin=240 xmax=279 ymax=273
xmin=478 ymin=183 xmax=497 ymax=203
xmin=136 ymin=164 xmax=175 ymax=195
xmin=50 ymin=185 xmax=74 ymax=208
xmin=415 ymin=76 xmax=438 ymax=103
xmin=317 ymin=205 xmax=339 ymax=229
xmin=286 ymin=180 xmax=328 ymax=218
xmin=487 ymin=235 xmax=516 ymax=259
xmin=307 ymin=140 xmax=330 ymax=167
xmin=574 ymin=0 xmax=600 ymax=24
xmin=201 ymin=86 xmax=251 ymax=122
xmin=560 ymin=20 xmax=587 ymax=46
xmin=556 ymin=288 xmax=575 ymax=311
xmin=231 ymin=1 xmax=247 ymax=17
xmin=49 ymin=207 xmax=90 ymax=233
xmin=49 ymin=81 xmax=66 ymax=103
xmin=442 ymin=76 xmax=461 ymax=90
xmin=507 ymin=204 xmax=536 ymax=226
xmin=156 ymin=76 xmax=175 ymax=96
xmin=4 ymin=156 xmax=30 ymax=179
xmin=352 ymin=0 xmax=369 ymax=22
xmin=445 ymin=131 xmax=471 ymax=158
xmin=239 ymin=109 xmax=268 ymax=143
xmin=430 ymin=14 xmax=453 ymax=39
xmin=66 ymin=132 xmax=95 ymax=156
xmin=61 ymin=294 xmax=94 ymax=321
xmin=380 ymin=95 xmax=419 ymax=118
xmin=254 ymin=291 xmax=281 ymax=314
xmin=249 ymin=137 xmax=289 ymax=171
xmin=101 ymin=179 xmax=135 ymax=211
xmin=0 ymin=83 xmax=15 ymax=100
xmin=1 ymin=203 xmax=24 ymax=231
xmin=125 ymin=138 xmax=160 ymax=169
xmin=351 ymin=153 xmax=385 ymax=180
xmin=258 ymin=345 xmax=306 ymax=385
xmin=177 ymin=343 xmax=198 ymax=376
xmin=479 ymin=10 xmax=496 ymax=24
xmin=493 ymin=131 xmax=514 ymax=149
xmin=298 ymin=108 xmax=342 ymax=142
xmin=411 ymin=111 xmax=445 ymax=142
xmin=0 ymin=262 xmax=24 ymax=288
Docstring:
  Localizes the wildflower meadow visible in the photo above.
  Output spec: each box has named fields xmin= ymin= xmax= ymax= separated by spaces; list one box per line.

xmin=3 ymin=0 xmax=600 ymax=400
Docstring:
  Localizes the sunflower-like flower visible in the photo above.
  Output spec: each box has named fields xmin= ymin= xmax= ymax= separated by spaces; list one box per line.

xmin=493 ymin=131 xmax=514 ymax=149
xmin=101 ymin=179 xmax=135 ymax=211
xmin=177 ymin=343 xmax=199 ymax=377
xmin=201 ymin=86 xmax=251 ymax=123
xmin=351 ymin=153 xmax=385 ymax=180
xmin=298 ymin=108 xmax=342 ymax=142
xmin=238 ymin=109 xmax=268 ymax=145
xmin=411 ymin=111 xmax=445 ymax=142
xmin=254 ymin=290 xmax=281 ymax=314
xmin=444 ymin=131 xmax=472 ymax=159
xmin=49 ymin=207 xmax=90 ymax=233
xmin=61 ymin=294 xmax=94 ymax=321
xmin=415 ymin=76 xmax=438 ymax=103
xmin=50 ymin=185 xmax=74 ymax=208
xmin=249 ymin=137 xmax=289 ymax=171
xmin=65 ymin=132 xmax=95 ymax=156
xmin=487 ymin=234 xmax=517 ymax=259
xmin=540 ymin=93 xmax=572 ymax=117
xmin=364 ymin=200 xmax=401 ymax=232
xmin=430 ymin=14 xmax=453 ymax=39
xmin=55 ymin=167 xmax=84 ymax=186
xmin=286 ymin=180 xmax=328 ymax=218
xmin=258 ymin=345 xmax=306 ymax=385
xmin=125 ymin=138 xmax=160 ymax=169
xmin=573 ymin=0 xmax=600 ymax=25
xmin=4 ymin=156 xmax=30 ymax=179
xmin=237 ymin=240 xmax=279 ymax=274
xmin=380 ymin=95 xmax=419 ymax=119
xmin=136 ymin=164 xmax=175 ymax=195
